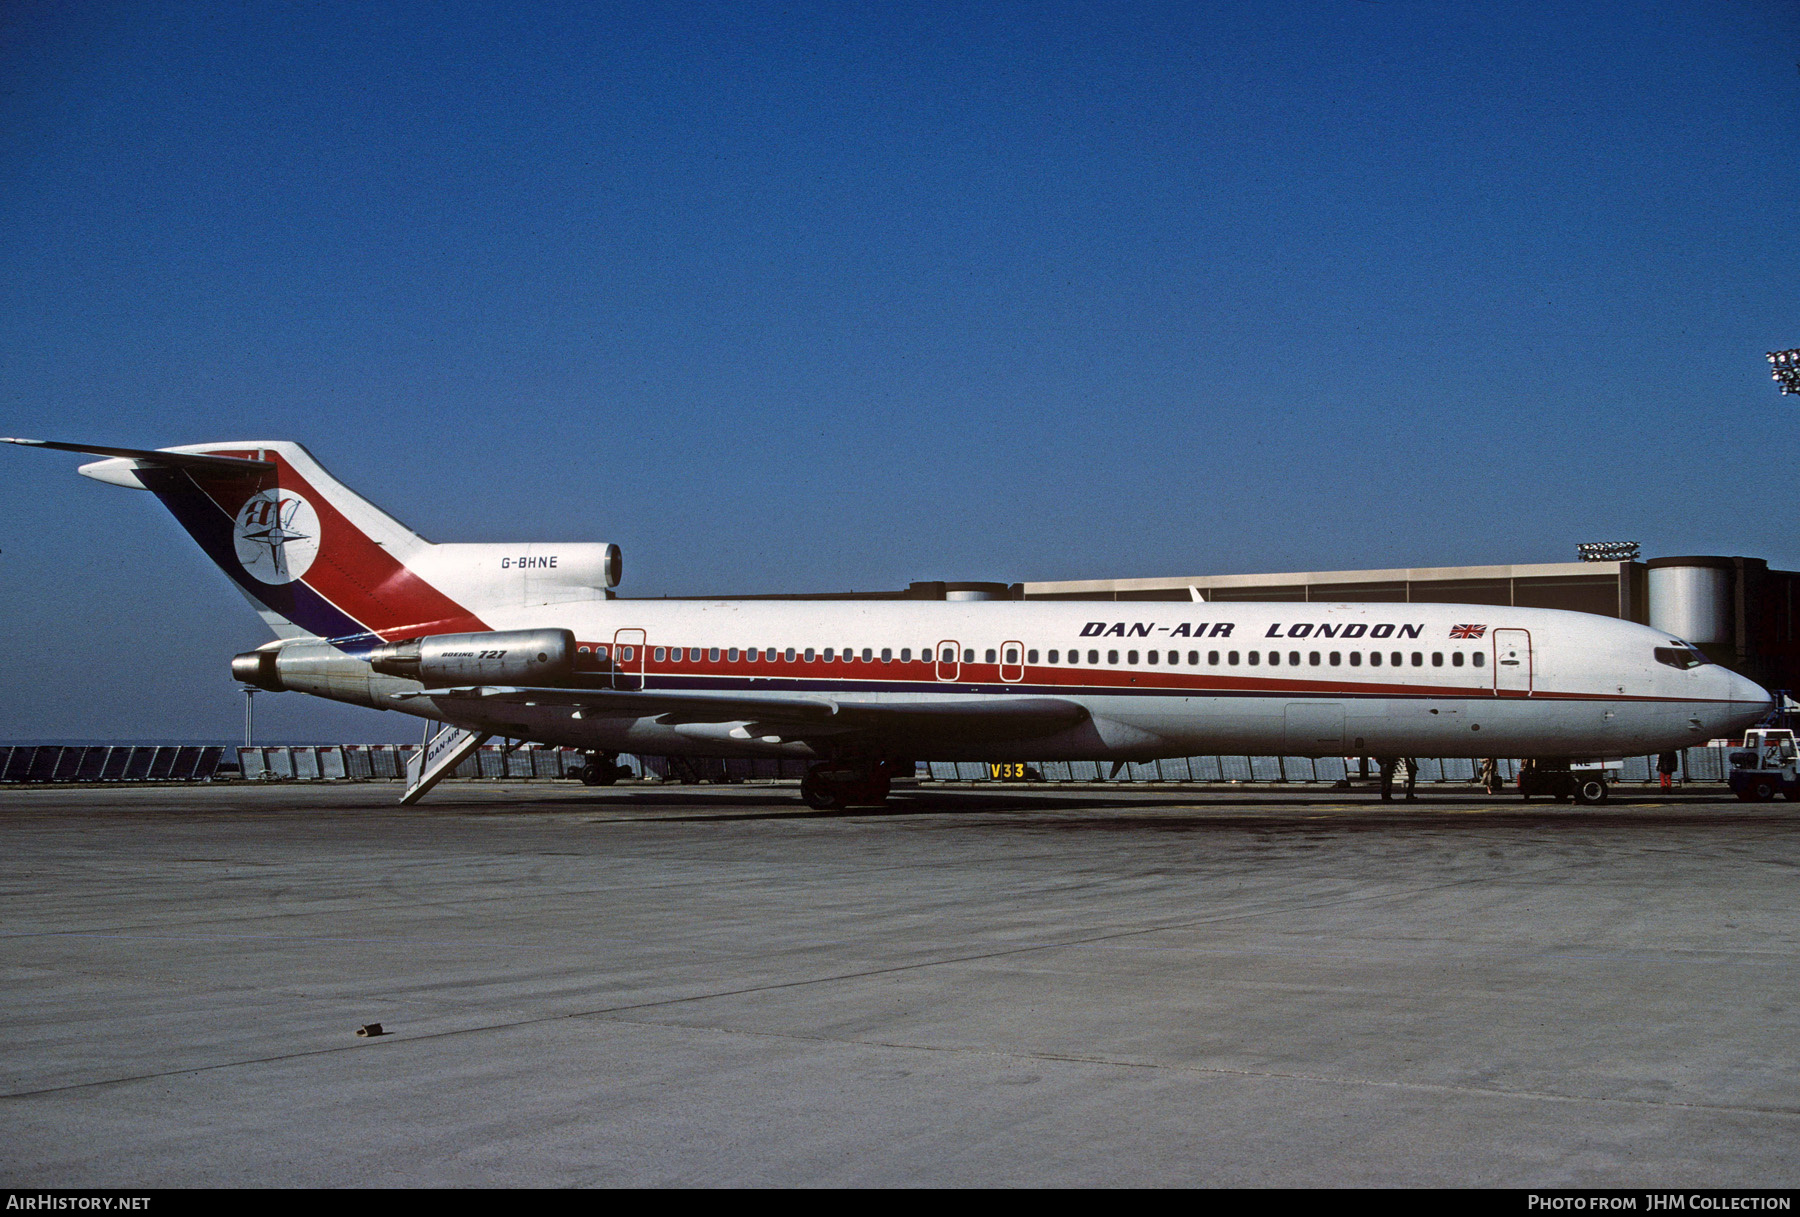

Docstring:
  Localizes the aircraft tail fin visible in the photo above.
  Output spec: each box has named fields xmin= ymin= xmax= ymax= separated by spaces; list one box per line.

xmin=5 ymin=438 xmax=484 ymax=644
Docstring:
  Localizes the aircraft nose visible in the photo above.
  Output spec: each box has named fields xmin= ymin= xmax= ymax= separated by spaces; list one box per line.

xmin=1720 ymin=669 xmax=1774 ymax=731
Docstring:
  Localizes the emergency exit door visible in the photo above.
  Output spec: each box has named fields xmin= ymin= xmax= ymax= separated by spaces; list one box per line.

xmin=613 ymin=628 xmax=646 ymax=691
xmin=936 ymin=640 xmax=961 ymax=682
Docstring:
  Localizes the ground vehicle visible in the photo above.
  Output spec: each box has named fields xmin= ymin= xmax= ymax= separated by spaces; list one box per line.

xmin=1518 ymin=759 xmax=1613 ymax=804
xmin=1727 ymin=729 xmax=1799 ymax=801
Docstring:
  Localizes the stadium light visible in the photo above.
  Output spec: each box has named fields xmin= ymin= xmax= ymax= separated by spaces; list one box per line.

xmin=1577 ymin=541 xmax=1640 ymax=562
xmin=1768 ymin=349 xmax=1800 ymax=395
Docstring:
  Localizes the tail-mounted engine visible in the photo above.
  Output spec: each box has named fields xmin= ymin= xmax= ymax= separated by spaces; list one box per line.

xmin=367 ymin=627 xmax=577 ymax=687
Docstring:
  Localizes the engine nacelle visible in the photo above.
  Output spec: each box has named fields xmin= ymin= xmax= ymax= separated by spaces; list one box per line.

xmin=367 ymin=627 xmax=576 ymax=687
xmin=232 ymin=640 xmax=414 ymax=708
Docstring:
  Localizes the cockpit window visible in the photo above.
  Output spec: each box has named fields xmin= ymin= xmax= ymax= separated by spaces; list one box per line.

xmin=1654 ymin=642 xmax=1711 ymax=670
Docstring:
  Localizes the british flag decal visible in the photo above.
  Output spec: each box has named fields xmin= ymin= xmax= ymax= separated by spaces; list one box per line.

xmin=1449 ymin=624 xmax=1487 ymax=639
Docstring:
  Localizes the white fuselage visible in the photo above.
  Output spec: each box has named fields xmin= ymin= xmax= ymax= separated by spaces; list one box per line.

xmin=413 ymin=598 xmax=1770 ymax=762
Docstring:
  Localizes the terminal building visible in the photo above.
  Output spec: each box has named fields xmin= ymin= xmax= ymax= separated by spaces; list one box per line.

xmin=674 ymin=554 xmax=1800 ymax=696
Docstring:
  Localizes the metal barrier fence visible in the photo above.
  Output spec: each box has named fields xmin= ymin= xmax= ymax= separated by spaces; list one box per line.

xmin=0 ymin=743 xmax=1738 ymax=785
xmin=0 ymin=745 xmax=225 ymax=784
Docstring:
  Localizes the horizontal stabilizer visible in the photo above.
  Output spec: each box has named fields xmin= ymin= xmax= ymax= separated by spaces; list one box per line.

xmin=1 ymin=438 xmax=274 ymax=475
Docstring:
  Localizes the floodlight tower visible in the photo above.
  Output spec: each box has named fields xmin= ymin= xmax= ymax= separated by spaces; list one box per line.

xmin=1767 ymin=349 xmax=1800 ymax=395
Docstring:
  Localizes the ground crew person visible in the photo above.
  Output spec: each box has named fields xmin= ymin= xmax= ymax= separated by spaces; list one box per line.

xmin=1379 ymin=757 xmax=1420 ymax=801
xmin=1658 ymin=751 xmax=1679 ymax=791
xmin=1480 ymin=757 xmax=1501 ymax=795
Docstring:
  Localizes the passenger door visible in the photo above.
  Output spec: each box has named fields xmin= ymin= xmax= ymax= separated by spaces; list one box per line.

xmin=1493 ymin=629 xmax=1532 ymax=696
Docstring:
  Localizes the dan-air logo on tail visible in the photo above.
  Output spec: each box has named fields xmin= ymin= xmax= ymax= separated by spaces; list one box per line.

xmin=233 ymin=490 xmax=319 ymax=584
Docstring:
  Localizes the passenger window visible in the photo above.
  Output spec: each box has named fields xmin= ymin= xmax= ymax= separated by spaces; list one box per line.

xmin=1249 ymin=651 xmax=1261 ymax=665
xmin=1452 ymin=652 xmax=1464 ymax=667
xmin=1369 ymin=652 xmax=1381 ymax=667
xmin=1025 ymin=649 xmax=1036 ymax=664
xmin=986 ymin=649 xmax=997 ymax=664
xmin=1391 ymin=652 xmax=1402 ymax=667
xmin=1410 ymin=652 xmax=1422 ymax=667
xmin=1088 ymin=650 xmax=1099 ymax=664
xmin=727 ymin=648 xmax=738 ymax=662
xmin=1188 ymin=650 xmax=1199 ymax=665
xmin=942 ymin=647 xmax=954 ymax=662
xmin=1128 ymin=650 xmax=1139 ymax=664
xmin=962 ymin=649 xmax=973 ymax=663
xmin=1228 ymin=651 xmax=1240 ymax=665
xmin=1047 ymin=650 xmax=1058 ymax=664
xmin=620 ymin=647 xmax=634 ymax=661
xmin=1431 ymin=652 xmax=1443 ymax=667
xmin=823 ymin=648 xmax=834 ymax=662
xmin=746 ymin=648 xmax=758 ymax=663
xmin=881 ymin=648 xmax=892 ymax=662
xmin=1266 ymin=651 xmax=1277 ymax=666
xmin=784 ymin=648 xmax=795 ymax=662
xmin=802 ymin=648 xmax=813 ymax=662
xmin=858 ymin=647 xmax=870 ymax=662
xmin=1107 ymin=650 xmax=1119 ymax=665
xmin=1473 ymin=652 xmax=1485 ymax=668
xmin=1350 ymin=652 xmax=1362 ymax=667
xmin=595 ymin=646 xmax=608 ymax=660
xmin=654 ymin=648 xmax=665 ymax=662
xmin=1329 ymin=651 xmax=1340 ymax=665
xmin=1208 ymin=650 xmax=1219 ymax=664
xmin=1005 ymin=648 xmax=1018 ymax=664
xmin=1146 ymin=650 xmax=1157 ymax=664
xmin=900 ymin=648 xmax=911 ymax=662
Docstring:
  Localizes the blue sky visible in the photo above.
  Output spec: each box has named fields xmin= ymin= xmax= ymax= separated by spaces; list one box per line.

xmin=1 ymin=0 xmax=1795 ymax=741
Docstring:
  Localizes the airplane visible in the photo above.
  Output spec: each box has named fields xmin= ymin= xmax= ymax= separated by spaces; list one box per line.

xmin=4 ymin=437 xmax=1774 ymax=808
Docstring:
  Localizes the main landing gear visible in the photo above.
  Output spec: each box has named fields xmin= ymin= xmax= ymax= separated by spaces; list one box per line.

xmin=574 ymin=751 xmax=634 ymax=787
xmin=800 ymin=760 xmax=901 ymax=811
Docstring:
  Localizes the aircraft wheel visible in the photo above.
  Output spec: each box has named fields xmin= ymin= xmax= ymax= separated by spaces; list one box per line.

xmin=1572 ymin=776 xmax=1608 ymax=805
xmin=801 ymin=768 xmax=846 ymax=810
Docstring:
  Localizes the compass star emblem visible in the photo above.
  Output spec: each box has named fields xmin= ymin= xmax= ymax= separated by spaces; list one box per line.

xmin=232 ymin=490 xmax=320 ymax=584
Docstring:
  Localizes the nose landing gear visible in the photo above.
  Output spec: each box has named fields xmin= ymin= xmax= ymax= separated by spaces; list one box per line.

xmin=800 ymin=760 xmax=900 ymax=810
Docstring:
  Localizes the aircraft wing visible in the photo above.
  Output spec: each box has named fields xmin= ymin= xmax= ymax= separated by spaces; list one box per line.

xmin=396 ymin=685 xmax=1089 ymax=742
